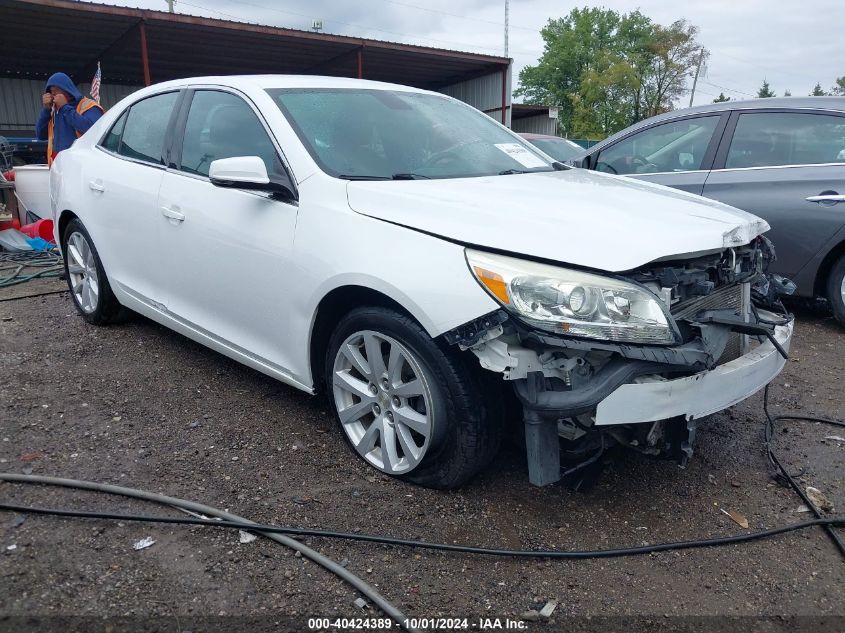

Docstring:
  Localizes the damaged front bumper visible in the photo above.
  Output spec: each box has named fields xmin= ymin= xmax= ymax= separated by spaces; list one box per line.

xmin=507 ymin=306 xmax=794 ymax=427
xmin=446 ymin=281 xmax=794 ymax=487
xmin=594 ymin=310 xmax=792 ymax=425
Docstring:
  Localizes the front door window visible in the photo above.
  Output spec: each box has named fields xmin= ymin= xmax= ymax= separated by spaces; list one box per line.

xmin=596 ymin=116 xmax=720 ymax=175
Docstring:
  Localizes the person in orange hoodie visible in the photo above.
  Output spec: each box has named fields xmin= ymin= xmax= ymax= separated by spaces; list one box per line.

xmin=35 ymin=72 xmax=103 ymax=166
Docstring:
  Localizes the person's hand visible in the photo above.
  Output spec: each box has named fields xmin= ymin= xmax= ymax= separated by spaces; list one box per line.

xmin=52 ymin=92 xmax=68 ymax=109
xmin=42 ymin=92 xmax=53 ymax=109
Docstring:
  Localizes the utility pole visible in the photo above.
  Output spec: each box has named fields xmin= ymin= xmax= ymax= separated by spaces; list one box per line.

xmin=688 ymin=47 xmax=705 ymax=107
xmin=504 ymin=0 xmax=509 ymax=57
xmin=165 ymin=0 xmax=175 ymax=13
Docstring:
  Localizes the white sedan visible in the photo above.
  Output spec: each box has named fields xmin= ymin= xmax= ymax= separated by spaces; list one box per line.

xmin=51 ymin=75 xmax=793 ymax=489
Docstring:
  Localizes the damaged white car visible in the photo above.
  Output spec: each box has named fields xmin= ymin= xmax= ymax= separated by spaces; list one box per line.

xmin=51 ymin=76 xmax=794 ymax=489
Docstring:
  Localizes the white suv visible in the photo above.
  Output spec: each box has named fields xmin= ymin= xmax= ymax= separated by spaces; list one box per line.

xmin=51 ymin=75 xmax=794 ymax=488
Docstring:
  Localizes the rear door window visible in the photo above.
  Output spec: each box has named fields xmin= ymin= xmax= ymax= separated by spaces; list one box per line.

xmin=596 ymin=116 xmax=721 ymax=175
xmin=117 ymin=92 xmax=179 ymax=165
xmin=725 ymin=112 xmax=845 ymax=169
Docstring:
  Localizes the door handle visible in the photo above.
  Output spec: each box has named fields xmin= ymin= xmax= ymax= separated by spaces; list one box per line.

xmin=160 ymin=205 xmax=185 ymax=222
xmin=806 ymin=194 xmax=845 ymax=204
xmin=88 ymin=180 xmax=105 ymax=193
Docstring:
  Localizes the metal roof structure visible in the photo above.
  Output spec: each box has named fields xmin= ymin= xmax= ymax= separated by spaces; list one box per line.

xmin=0 ymin=0 xmax=510 ymax=90
xmin=511 ymin=104 xmax=555 ymax=120
xmin=510 ymin=104 xmax=558 ymax=136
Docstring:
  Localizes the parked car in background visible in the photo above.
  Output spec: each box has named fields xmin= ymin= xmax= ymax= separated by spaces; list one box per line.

xmin=519 ymin=132 xmax=583 ymax=162
xmin=0 ymin=137 xmax=48 ymax=166
xmin=573 ymin=97 xmax=845 ymax=325
xmin=52 ymin=75 xmax=792 ymax=490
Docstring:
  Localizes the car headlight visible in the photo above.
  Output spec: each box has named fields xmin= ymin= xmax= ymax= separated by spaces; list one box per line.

xmin=466 ymin=249 xmax=676 ymax=345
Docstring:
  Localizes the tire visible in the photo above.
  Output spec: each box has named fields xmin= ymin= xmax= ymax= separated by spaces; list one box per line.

xmin=827 ymin=254 xmax=845 ymax=327
xmin=325 ymin=306 xmax=504 ymax=489
xmin=62 ymin=218 xmax=125 ymax=325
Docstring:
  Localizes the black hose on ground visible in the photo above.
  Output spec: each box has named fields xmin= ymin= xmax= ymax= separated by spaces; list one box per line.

xmin=0 ymin=473 xmax=419 ymax=633
xmin=763 ymin=384 xmax=845 ymax=558
xmin=0 ymin=289 xmax=67 ymax=302
xmin=0 ymin=384 xmax=843 ymax=628
xmin=0 ymin=494 xmax=843 ymax=559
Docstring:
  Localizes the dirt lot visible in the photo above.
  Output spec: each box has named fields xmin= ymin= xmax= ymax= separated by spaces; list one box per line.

xmin=1 ymin=280 xmax=844 ymax=633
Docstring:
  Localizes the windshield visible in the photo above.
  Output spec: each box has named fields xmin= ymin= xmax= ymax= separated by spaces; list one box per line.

xmin=525 ymin=137 xmax=582 ymax=162
xmin=267 ymin=88 xmax=555 ymax=180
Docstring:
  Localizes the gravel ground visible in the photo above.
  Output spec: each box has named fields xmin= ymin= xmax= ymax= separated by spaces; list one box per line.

xmin=1 ymin=282 xmax=844 ymax=633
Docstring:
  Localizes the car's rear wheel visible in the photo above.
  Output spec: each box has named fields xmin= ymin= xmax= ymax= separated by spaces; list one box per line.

xmin=62 ymin=218 xmax=125 ymax=325
xmin=326 ymin=306 xmax=503 ymax=489
xmin=827 ymin=254 xmax=845 ymax=327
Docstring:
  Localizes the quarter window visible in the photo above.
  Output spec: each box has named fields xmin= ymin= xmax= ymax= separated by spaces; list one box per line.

xmin=726 ymin=112 xmax=845 ymax=169
xmin=101 ymin=110 xmax=127 ymax=153
xmin=179 ymin=91 xmax=278 ymax=178
xmin=596 ymin=116 xmax=720 ymax=175
xmin=117 ymin=92 xmax=178 ymax=164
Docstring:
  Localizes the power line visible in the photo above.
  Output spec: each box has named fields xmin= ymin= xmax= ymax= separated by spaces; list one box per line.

xmin=180 ymin=0 xmax=542 ymax=56
xmin=700 ymin=79 xmax=755 ymax=98
xmin=378 ymin=0 xmax=541 ymax=32
xmin=715 ymin=50 xmax=807 ymax=82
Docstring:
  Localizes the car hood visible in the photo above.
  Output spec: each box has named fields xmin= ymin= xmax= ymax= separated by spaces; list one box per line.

xmin=345 ymin=169 xmax=769 ymax=272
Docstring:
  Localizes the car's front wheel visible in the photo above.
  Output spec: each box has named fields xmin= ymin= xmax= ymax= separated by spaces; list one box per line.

xmin=62 ymin=218 xmax=125 ymax=325
xmin=326 ymin=306 xmax=503 ymax=489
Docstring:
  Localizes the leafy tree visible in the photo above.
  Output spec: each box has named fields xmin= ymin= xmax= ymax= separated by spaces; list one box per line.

xmin=810 ymin=83 xmax=827 ymax=96
xmin=829 ymin=77 xmax=845 ymax=96
xmin=713 ymin=92 xmax=731 ymax=102
xmin=515 ymin=8 xmax=706 ymax=137
xmin=515 ymin=8 xmax=622 ymax=133
xmin=783 ymin=89 xmax=791 ymax=97
xmin=757 ymin=80 xmax=775 ymax=98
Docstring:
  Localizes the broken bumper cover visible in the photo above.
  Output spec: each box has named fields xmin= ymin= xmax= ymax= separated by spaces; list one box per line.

xmin=594 ymin=316 xmax=793 ymax=425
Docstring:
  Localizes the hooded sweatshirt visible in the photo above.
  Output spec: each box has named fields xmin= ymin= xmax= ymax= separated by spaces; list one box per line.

xmin=35 ymin=73 xmax=103 ymax=157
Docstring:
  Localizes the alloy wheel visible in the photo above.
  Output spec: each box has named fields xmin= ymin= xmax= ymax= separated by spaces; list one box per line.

xmin=332 ymin=330 xmax=435 ymax=474
xmin=66 ymin=231 xmax=100 ymax=314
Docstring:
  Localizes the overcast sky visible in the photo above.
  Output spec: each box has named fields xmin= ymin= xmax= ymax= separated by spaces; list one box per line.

xmin=100 ymin=0 xmax=843 ymax=106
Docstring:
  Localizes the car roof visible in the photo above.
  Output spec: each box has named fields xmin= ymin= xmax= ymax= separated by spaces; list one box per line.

xmin=138 ymin=74 xmax=434 ymax=94
xmin=592 ymin=96 xmax=845 ymax=150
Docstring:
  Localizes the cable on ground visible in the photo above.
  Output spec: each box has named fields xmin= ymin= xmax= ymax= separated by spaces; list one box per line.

xmin=0 ymin=492 xmax=843 ymax=559
xmin=763 ymin=384 xmax=845 ymax=557
xmin=0 ymin=251 xmax=63 ymax=288
xmin=0 ymin=473 xmax=419 ymax=633
xmin=0 ymin=386 xmax=843 ymax=627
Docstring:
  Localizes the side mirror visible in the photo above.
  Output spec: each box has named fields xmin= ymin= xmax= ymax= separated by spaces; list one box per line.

xmin=209 ymin=156 xmax=295 ymax=200
xmin=209 ymin=156 xmax=269 ymax=185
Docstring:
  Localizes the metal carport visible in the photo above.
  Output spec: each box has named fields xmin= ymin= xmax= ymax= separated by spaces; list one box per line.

xmin=0 ymin=0 xmax=512 ymax=137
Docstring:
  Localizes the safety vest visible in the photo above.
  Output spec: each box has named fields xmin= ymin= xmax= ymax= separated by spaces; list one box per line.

xmin=47 ymin=97 xmax=104 ymax=167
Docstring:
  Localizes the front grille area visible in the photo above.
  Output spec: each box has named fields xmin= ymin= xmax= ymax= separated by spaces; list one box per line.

xmin=671 ymin=283 xmax=747 ymax=363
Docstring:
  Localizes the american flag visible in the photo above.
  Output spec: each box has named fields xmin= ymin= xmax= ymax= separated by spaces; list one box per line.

xmin=91 ymin=62 xmax=101 ymax=103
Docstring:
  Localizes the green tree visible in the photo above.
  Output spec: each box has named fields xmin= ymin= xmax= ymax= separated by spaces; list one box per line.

xmin=713 ymin=92 xmax=731 ymax=102
xmin=515 ymin=7 xmax=622 ymax=133
xmin=757 ymin=80 xmax=775 ymax=98
xmin=783 ymin=89 xmax=791 ymax=97
xmin=515 ymin=8 xmax=706 ymax=138
xmin=828 ymin=77 xmax=844 ymax=95
xmin=641 ymin=21 xmax=704 ymax=117
xmin=810 ymin=83 xmax=827 ymax=96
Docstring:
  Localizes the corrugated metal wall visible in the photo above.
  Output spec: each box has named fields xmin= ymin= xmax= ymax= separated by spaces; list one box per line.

xmin=511 ymin=113 xmax=558 ymax=136
xmin=439 ymin=68 xmax=512 ymax=127
xmin=0 ymin=78 xmax=140 ymax=134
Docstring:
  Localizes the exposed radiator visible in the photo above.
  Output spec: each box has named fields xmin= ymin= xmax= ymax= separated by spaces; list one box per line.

xmin=671 ymin=283 xmax=749 ymax=363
